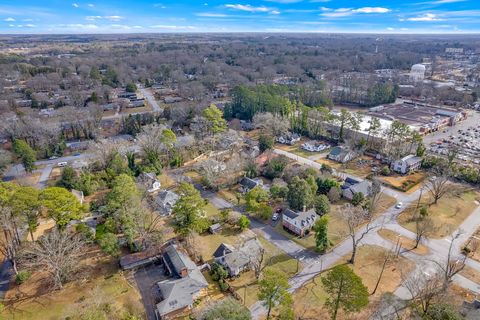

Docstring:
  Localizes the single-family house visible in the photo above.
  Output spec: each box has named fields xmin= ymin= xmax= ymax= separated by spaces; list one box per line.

xmin=341 ymin=177 xmax=370 ymax=200
xmin=155 ymin=190 xmax=179 ymax=216
xmin=282 ymin=208 xmax=317 ymax=237
xmin=212 ymin=237 xmax=263 ymax=277
xmin=391 ymin=155 xmax=422 ymax=174
xmin=276 ymin=133 xmax=301 ymax=145
xmin=155 ymin=244 xmax=208 ymax=320
xmin=137 ymin=172 xmax=161 ymax=193
xmin=302 ymin=141 xmax=330 ymax=152
xmin=239 ymin=177 xmax=263 ymax=193
xmin=327 ymin=146 xmax=357 ymax=163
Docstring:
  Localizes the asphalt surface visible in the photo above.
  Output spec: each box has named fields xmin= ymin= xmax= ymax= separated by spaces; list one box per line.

xmin=246 ymin=148 xmax=480 ymax=319
xmin=139 ymin=87 xmax=162 ymax=113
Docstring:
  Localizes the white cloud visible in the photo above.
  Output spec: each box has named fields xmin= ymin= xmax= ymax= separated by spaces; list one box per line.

xmin=24 ymin=24 xmax=35 ymax=27
xmin=8 ymin=24 xmax=14 ymax=27
xmin=387 ymin=27 xmax=394 ymax=30
xmin=196 ymin=13 xmax=229 ymax=17
xmin=270 ymin=10 xmax=281 ymax=15
xmin=354 ymin=7 xmax=391 ymax=14
xmin=406 ymin=13 xmax=444 ymax=21
xmin=4 ymin=17 xmax=15 ymax=22
xmin=225 ymin=4 xmax=271 ymax=13
xmin=72 ymin=3 xmax=79 ymax=8
xmin=86 ymin=15 xmax=124 ymax=21
xmin=320 ymin=7 xmax=391 ymax=18
xmin=88 ymin=3 xmax=95 ymax=7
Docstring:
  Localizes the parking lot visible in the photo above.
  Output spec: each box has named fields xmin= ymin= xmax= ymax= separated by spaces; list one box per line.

xmin=428 ymin=125 xmax=480 ymax=164
xmin=134 ymin=263 xmax=166 ymax=320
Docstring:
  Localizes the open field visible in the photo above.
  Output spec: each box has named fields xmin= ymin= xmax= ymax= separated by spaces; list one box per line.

xmin=293 ymin=245 xmax=415 ymax=320
xmin=274 ymin=140 xmax=330 ymax=159
xmin=378 ymin=171 xmax=426 ymax=193
xmin=398 ymin=185 xmax=480 ymax=238
xmin=3 ymin=247 xmax=144 ymax=320
xmin=229 ymin=236 xmax=300 ymax=307
xmin=377 ymin=228 xmax=429 ymax=255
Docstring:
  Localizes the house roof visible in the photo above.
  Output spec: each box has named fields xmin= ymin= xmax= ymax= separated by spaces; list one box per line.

xmin=213 ymin=238 xmax=263 ymax=271
xmin=349 ymin=180 xmax=370 ymax=195
xmin=329 ymin=146 xmax=343 ymax=156
xmin=401 ymin=154 xmax=422 ymax=166
xmin=162 ymin=244 xmax=208 ymax=285
xmin=240 ymin=177 xmax=261 ymax=190
xmin=212 ymin=243 xmax=234 ymax=258
xmin=156 ymin=276 xmax=207 ymax=317
xmin=283 ymin=208 xmax=317 ymax=228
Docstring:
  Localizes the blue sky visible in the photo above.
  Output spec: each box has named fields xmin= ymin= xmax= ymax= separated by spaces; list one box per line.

xmin=0 ymin=0 xmax=478 ymax=34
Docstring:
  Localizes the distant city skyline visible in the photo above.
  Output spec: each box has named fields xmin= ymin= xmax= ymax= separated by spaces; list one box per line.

xmin=0 ymin=0 xmax=479 ymax=34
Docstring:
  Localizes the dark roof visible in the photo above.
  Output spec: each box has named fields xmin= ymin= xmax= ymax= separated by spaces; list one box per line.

xmin=212 ymin=243 xmax=234 ymax=258
xmin=163 ymin=245 xmax=187 ymax=277
xmin=283 ymin=208 xmax=299 ymax=220
xmin=329 ymin=146 xmax=343 ymax=156
xmin=240 ymin=177 xmax=260 ymax=190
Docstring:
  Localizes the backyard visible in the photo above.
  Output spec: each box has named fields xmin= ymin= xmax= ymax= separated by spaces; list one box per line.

xmin=3 ymin=247 xmax=144 ymax=320
xmin=378 ymin=171 xmax=426 ymax=193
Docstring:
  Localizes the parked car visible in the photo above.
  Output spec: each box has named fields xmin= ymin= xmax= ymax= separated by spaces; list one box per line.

xmin=73 ymin=153 xmax=81 ymax=156
xmin=57 ymin=161 xmax=68 ymax=167
xmin=49 ymin=156 xmax=58 ymax=160
xmin=395 ymin=202 xmax=403 ymax=209
xmin=272 ymin=213 xmax=279 ymax=221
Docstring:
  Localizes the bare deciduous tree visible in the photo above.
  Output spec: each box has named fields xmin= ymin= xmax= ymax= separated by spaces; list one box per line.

xmin=432 ymin=231 xmax=467 ymax=289
xmin=253 ymin=112 xmax=290 ymax=137
xmin=402 ymin=270 xmax=444 ymax=315
xmin=340 ymin=203 xmax=377 ymax=264
xmin=19 ymin=229 xmax=85 ymax=290
xmin=414 ymin=217 xmax=435 ymax=249
xmin=424 ymin=175 xmax=450 ymax=205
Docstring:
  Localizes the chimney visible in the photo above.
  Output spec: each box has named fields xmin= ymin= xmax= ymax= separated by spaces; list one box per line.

xmin=180 ymin=267 xmax=188 ymax=278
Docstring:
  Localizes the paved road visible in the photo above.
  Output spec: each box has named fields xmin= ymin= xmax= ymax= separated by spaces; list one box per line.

xmin=139 ymin=87 xmax=162 ymax=113
xmin=250 ymin=148 xmax=480 ymax=319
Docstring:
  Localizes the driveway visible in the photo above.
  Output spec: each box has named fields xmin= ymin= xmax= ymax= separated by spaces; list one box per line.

xmin=134 ymin=264 xmax=167 ymax=320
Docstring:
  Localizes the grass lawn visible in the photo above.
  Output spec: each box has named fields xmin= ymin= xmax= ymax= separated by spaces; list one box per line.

xmin=217 ymin=188 xmax=242 ymax=205
xmin=293 ymin=245 xmax=415 ymax=320
xmin=398 ymin=185 xmax=480 ymax=238
xmin=184 ymin=170 xmax=202 ymax=183
xmin=378 ymin=171 xmax=426 ymax=192
xmin=158 ymin=173 xmax=176 ymax=189
xmin=3 ymin=247 xmax=144 ymax=320
xmin=204 ymin=201 xmax=220 ymax=218
xmin=377 ymin=228 xmax=429 ymax=255
xmin=290 ymin=146 xmax=329 ymax=159
xmin=229 ymin=236 xmax=301 ymax=307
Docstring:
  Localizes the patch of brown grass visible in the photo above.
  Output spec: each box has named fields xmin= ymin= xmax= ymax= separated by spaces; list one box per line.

xmin=377 ymin=229 xmax=429 ymax=255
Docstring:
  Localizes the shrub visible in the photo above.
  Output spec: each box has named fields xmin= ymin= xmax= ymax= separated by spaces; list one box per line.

xmin=16 ymin=270 xmax=31 ymax=284
xmin=380 ymin=166 xmax=391 ymax=176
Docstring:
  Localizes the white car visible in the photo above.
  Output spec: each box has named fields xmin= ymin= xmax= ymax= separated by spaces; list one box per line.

xmin=272 ymin=213 xmax=279 ymax=221
xmin=395 ymin=202 xmax=403 ymax=209
xmin=57 ymin=161 xmax=68 ymax=167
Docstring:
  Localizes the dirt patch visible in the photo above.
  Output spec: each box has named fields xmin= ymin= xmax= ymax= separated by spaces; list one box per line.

xmin=378 ymin=172 xmax=426 ymax=192
xmin=377 ymin=229 xmax=430 ymax=255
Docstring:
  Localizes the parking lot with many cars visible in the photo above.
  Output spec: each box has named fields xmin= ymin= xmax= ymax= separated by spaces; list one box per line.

xmin=429 ymin=125 xmax=480 ymax=164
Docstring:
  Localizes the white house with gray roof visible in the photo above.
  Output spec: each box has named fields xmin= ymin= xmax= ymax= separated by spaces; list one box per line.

xmin=154 ymin=190 xmax=179 ymax=216
xmin=341 ymin=177 xmax=371 ymax=200
xmin=212 ymin=237 xmax=263 ymax=277
xmin=391 ymin=154 xmax=422 ymax=174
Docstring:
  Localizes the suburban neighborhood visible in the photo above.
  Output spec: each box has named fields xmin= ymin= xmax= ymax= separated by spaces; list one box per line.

xmin=0 ymin=21 xmax=479 ymax=320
